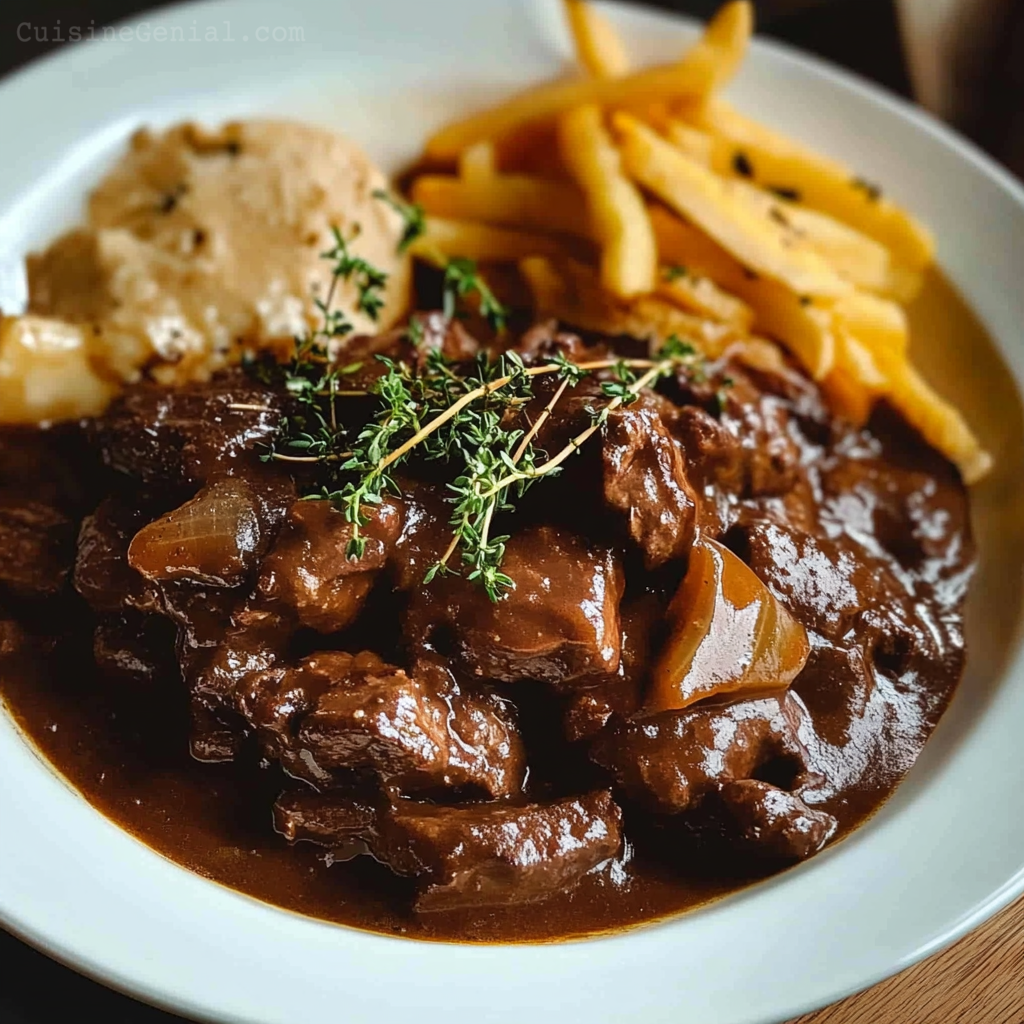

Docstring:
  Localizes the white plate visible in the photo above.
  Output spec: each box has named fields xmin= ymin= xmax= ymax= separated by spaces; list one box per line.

xmin=2 ymin=3 xmax=1024 ymax=1023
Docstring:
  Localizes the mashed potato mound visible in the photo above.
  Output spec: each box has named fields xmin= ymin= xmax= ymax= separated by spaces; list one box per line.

xmin=4 ymin=119 xmax=411 ymax=422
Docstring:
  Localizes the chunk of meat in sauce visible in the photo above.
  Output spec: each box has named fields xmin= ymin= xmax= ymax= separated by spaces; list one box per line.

xmin=297 ymin=663 xmax=525 ymax=798
xmin=74 ymin=497 xmax=162 ymax=613
xmin=93 ymin=612 xmax=175 ymax=685
xmin=385 ymin=792 xmax=622 ymax=912
xmin=94 ymin=371 xmax=281 ymax=487
xmin=275 ymin=788 xmax=623 ymax=912
xmin=249 ymin=652 xmax=526 ymax=798
xmin=0 ymin=495 xmax=75 ymax=598
xmin=401 ymin=511 xmax=625 ymax=686
xmin=592 ymin=694 xmax=835 ymax=860
xmin=717 ymin=779 xmax=836 ymax=862
xmin=674 ymin=353 xmax=808 ymax=503
xmin=273 ymin=788 xmax=378 ymax=847
xmin=186 ymin=603 xmax=288 ymax=762
xmin=258 ymin=497 xmax=402 ymax=632
xmin=602 ymin=396 xmax=698 ymax=569
xmin=591 ymin=693 xmax=823 ymax=814
xmin=563 ymin=593 xmax=660 ymax=743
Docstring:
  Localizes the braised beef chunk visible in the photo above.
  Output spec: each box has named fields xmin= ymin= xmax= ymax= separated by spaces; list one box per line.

xmin=674 ymin=353 xmax=807 ymax=505
xmin=95 ymin=370 xmax=280 ymax=487
xmin=293 ymin=660 xmax=525 ymax=797
xmin=240 ymin=650 xmax=385 ymax=772
xmin=0 ymin=496 xmax=75 ymax=598
xmin=404 ymin=524 xmax=625 ymax=685
xmin=74 ymin=497 xmax=165 ymax=613
xmin=258 ymin=497 xmax=402 ymax=632
xmin=591 ymin=694 xmax=837 ymax=861
xmin=184 ymin=603 xmax=287 ymax=762
xmin=591 ymin=694 xmax=823 ymax=816
xmin=717 ymin=779 xmax=836 ymax=862
xmin=602 ymin=397 xmax=698 ymax=569
xmin=378 ymin=791 xmax=622 ymax=911
xmin=563 ymin=594 xmax=659 ymax=743
xmin=93 ymin=613 xmax=175 ymax=685
xmin=273 ymin=789 xmax=379 ymax=847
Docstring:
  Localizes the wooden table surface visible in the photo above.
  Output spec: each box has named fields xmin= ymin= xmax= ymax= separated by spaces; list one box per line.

xmin=789 ymin=894 xmax=1024 ymax=1024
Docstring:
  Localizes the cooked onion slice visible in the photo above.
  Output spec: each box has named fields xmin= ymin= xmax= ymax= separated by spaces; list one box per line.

xmin=647 ymin=537 xmax=809 ymax=712
xmin=128 ymin=478 xmax=262 ymax=587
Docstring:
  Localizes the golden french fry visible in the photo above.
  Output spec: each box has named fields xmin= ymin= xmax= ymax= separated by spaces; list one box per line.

xmin=666 ymin=125 xmax=904 ymax=296
xmin=821 ymin=328 xmax=889 ymax=426
xmin=650 ymin=205 xmax=836 ymax=378
xmin=519 ymin=255 xmax=570 ymax=310
xmin=409 ymin=217 xmax=583 ymax=265
xmin=885 ymin=359 xmax=993 ymax=485
xmin=559 ymin=104 xmax=657 ymax=298
xmin=458 ymin=141 xmax=497 ymax=182
xmin=425 ymin=2 xmax=752 ymax=160
xmin=693 ymin=99 xmax=935 ymax=271
xmin=821 ymin=365 xmax=872 ymax=427
xmin=657 ymin=267 xmax=754 ymax=331
xmin=520 ymin=255 xmax=739 ymax=356
xmin=883 ymin=265 xmax=925 ymax=304
xmin=832 ymin=290 xmax=909 ymax=359
xmin=618 ymin=114 xmax=851 ymax=299
xmin=664 ymin=119 xmax=716 ymax=165
xmin=563 ymin=0 xmax=630 ymax=78
xmin=0 ymin=315 xmax=119 ymax=423
xmin=411 ymin=174 xmax=594 ymax=239
xmin=700 ymin=0 xmax=754 ymax=92
xmin=729 ymin=178 xmax=900 ymax=296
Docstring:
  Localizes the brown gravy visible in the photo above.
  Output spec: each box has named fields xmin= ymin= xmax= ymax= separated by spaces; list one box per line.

xmin=0 ymin=273 xmax=983 ymax=944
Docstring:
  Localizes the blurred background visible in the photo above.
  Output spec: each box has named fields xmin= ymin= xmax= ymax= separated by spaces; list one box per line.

xmin=0 ymin=1 xmax=1021 ymax=1022
xmin=0 ymin=0 xmax=1022 ymax=176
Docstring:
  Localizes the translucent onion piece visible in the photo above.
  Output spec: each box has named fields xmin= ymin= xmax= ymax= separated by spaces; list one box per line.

xmin=128 ymin=478 xmax=261 ymax=586
xmin=647 ymin=537 xmax=809 ymax=712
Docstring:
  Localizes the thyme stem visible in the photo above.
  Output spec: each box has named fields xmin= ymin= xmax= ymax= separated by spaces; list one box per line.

xmin=480 ymin=361 xmax=670 ymax=500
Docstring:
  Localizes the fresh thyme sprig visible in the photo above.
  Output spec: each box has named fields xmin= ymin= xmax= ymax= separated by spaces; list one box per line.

xmin=443 ymin=258 xmax=509 ymax=333
xmin=250 ymin=225 xmax=709 ymax=599
xmin=373 ymin=189 xmax=427 ymax=253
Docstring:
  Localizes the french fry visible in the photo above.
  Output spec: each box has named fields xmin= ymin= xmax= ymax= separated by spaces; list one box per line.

xmin=559 ymin=104 xmax=657 ymax=298
xmin=831 ymin=290 xmax=909 ymax=359
xmin=657 ymin=267 xmax=754 ymax=331
xmin=563 ymin=0 xmax=630 ymax=78
xmin=520 ymin=255 xmax=739 ymax=356
xmin=885 ymin=360 xmax=992 ymax=485
xmin=693 ymin=99 xmax=935 ymax=272
xmin=617 ymin=114 xmax=852 ymax=299
xmin=821 ymin=328 xmax=889 ymax=426
xmin=424 ymin=1 xmax=753 ymax=161
xmin=729 ymin=179 xmax=899 ymax=295
xmin=664 ymin=119 xmax=716 ymax=166
xmin=700 ymin=0 xmax=754 ymax=92
xmin=650 ymin=205 xmax=836 ymax=378
xmin=411 ymin=174 xmax=594 ymax=239
xmin=409 ymin=217 xmax=582 ymax=265
xmin=458 ymin=141 xmax=497 ymax=182
xmin=494 ymin=121 xmax=567 ymax=177
xmin=0 ymin=315 xmax=118 ymax=424
xmin=666 ymin=122 xmax=904 ymax=296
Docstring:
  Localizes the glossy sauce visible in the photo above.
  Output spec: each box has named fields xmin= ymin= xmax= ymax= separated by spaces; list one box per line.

xmin=0 ymin=272 xmax=986 ymax=943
